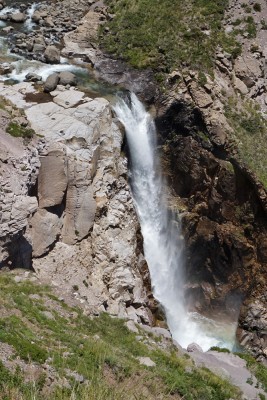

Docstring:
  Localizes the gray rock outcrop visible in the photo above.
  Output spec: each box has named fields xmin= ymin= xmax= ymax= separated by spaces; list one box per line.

xmin=0 ymin=83 xmax=151 ymax=324
xmin=0 ymin=104 xmax=40 ymax=268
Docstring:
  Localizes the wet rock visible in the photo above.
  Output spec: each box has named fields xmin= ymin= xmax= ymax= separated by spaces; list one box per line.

xmin=33 ymin=43 xmax=46 ymax=53
xmin=0 ymin=63 xmax=14 ymax=75
xmin=44 ymin=73 xmax=59 ymax=92
xmin=58 ymin=71 xmax=77 ymax=86
xmin=32 ymin=10 xmax=42 ymax=23
xmin=25 ymin=73 xmax=42 ymax=83
xmin=10 ymin=12 xmax=26 ymax=23
xmin=44 ymin=45 xmax=60 ymax=64
xmin=2 ymin=26 xmax=14 ymax=33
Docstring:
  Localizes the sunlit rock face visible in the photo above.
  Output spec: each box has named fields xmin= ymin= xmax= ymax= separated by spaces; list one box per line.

xmin=0 ymin=83 xmax=152 ymax=325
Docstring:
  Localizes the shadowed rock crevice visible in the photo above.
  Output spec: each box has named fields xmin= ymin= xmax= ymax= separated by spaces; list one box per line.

xmin=155 ymin=94 xmax=267 ymax=358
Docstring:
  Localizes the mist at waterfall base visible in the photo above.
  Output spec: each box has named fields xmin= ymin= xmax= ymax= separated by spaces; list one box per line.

xmin=114 ymin=93 xmax=237 ymax=351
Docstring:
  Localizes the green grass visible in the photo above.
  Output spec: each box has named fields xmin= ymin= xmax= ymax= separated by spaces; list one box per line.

xmin=245 ymin=16 xmax=257 ymax=38
xmin=0 ymin=272 xmax=242 ymax=399
xmin=0 ymin=361 xmax=46 ymax=400
xmin=100 ymin=0 xmax=241 ymax=73
xmin=224 ymin=97 xmax=267 ymax=188
xmin=235 ymin=353 xmax=267 ymax=392
xmin=210 ymin=346 xmax=231 ymax=353
xmin=6 ymin=122 xmax=34 ymax=139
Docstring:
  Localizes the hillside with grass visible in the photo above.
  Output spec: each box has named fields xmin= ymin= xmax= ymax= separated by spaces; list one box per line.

xmin=100 ymin=0 xmax=241 ymax=74
xmin=0 ymin=271 xmax=245 ymax=400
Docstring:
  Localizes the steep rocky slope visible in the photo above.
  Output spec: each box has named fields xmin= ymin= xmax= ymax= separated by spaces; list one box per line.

xmin=98 ymin=0 xmax=267 ymax=362
xmin=0 ymin=270 xmax=267 ymax=399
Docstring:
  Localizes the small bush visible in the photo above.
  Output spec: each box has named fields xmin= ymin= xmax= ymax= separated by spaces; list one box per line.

xmin=245 ymin=16 xmax=257 ymax=38
xmin=198 ymin=71 xmax=208 ymax=87
xmin=6 ymin=122 xmax=34 ymax=139
xmin=253 ymin=3 xmax=261 ymax=12
xmin=210 ymin=346 xmax=230 ymax=353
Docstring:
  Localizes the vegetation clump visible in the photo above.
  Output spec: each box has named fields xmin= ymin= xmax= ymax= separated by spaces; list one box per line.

xmin=210 ymin=346 xmax=231 ymax=353
xmin=253 ymin=3 xmax=262 ymax=12
xmin=100 ymin=0 xmax=241 ymax=73
xmin=235 ymin=352 xmax=267 ymax=393
xmin=6 ymin=122 xmax=34 ymax=139
xmin=224 ymin=97 xmax=267 ymax=188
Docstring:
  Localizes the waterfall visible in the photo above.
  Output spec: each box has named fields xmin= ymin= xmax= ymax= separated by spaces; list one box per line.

xmin=114 ymin=93 xmax=236 ymax=351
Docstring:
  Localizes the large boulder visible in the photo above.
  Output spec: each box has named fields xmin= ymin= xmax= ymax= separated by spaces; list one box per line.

xmin=44 ymin=73 xmax=59 ymax=93
xmin=44 ymin=45 xmax=60 ymax=64
xmin=0 ymin=63 xmax=14 ymax=75
xmin=32 ymin=10 xmax=42 ymax=23
xmin=29 ymin=209 xmax=62 ymax=257
xmin=59 ymin=71 xmax=77 ymax=86
xmin=25 ymin=73 xmax=42 ymax=83
xmin=10 ymin=12 xmax=26 ymax=23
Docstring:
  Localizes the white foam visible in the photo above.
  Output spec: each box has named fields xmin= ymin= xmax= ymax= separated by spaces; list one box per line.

xmin=24 ymin=3 xmax=37 ymax=31
xmin=0 ymin=58 xmax=86 ymax=82
xmin=0 ymin=6 xmax=19 ymax=16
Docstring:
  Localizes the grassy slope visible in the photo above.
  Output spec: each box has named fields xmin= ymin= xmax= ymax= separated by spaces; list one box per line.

xmin=100 ymin=0 xmax=240 ymax=73
xmin=0 ymin=272 xmax=242 ymax=400
xmin=225 ymin=97 xmax=267 ymax=188
xmin=100 ymin=2 xmax=267 ymax=189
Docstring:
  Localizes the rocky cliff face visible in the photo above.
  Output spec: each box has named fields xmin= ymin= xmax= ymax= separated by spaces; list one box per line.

xmin=153 ymin=0 xmax=267 ymax=360
xmin=0 ymin=82 xmax=152 ymax=324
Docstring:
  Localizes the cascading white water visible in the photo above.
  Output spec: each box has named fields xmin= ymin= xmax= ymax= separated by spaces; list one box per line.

xmin=114 ymin=93 xmax=237 ymax=351
xmin=0 ymin=58 xmax=86 ymax=82
xmin=0 ymin=6 xmax=19 ymax=16
xmin=24 ymin=3 xmax=37 ymax=30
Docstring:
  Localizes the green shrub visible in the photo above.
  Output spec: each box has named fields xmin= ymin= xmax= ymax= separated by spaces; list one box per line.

xmin=210 ymin=346 xmax=230 ymax=353
xmin=253 ymin=3 xmax=261 ymax=12
xmin=245 ymin=16 xmax=257 ymax=38
xmin=6 ymin=122 xmax=34 ymax=139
